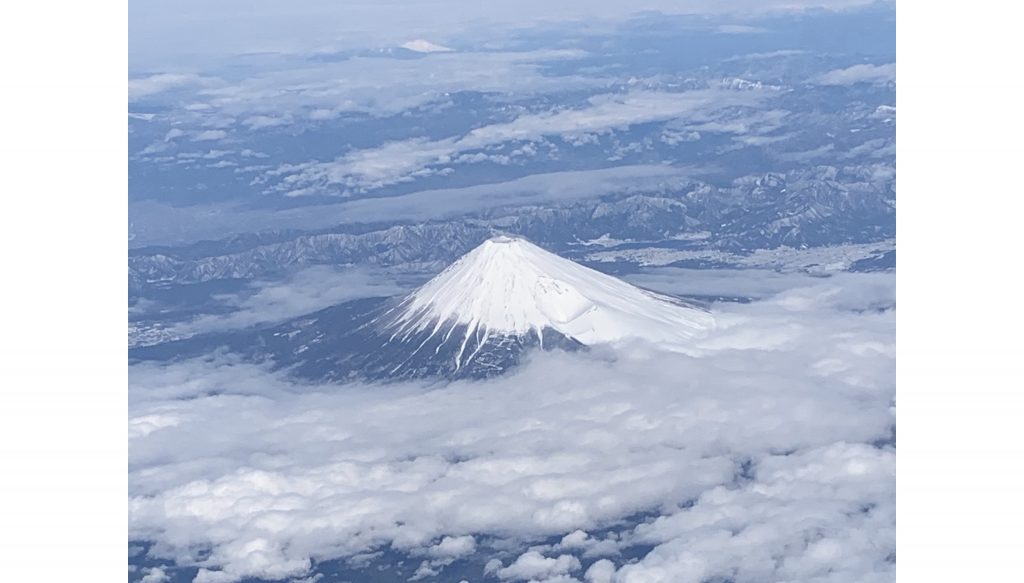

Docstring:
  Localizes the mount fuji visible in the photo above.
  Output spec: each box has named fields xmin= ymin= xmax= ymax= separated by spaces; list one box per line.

xmin=379 ymin=236 xmax=712 ymax=365
xmin=130 ymin=236 xmax=714 ymax=381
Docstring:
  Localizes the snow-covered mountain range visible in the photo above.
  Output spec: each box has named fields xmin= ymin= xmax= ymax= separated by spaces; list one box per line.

xmin=129 ymin=166 xmax=895 ymax=291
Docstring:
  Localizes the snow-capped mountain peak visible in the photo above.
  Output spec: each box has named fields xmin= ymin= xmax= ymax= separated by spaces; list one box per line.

xmin=383 ymin=236 xmax=713 ymax=366
xmin=399 ymin=39 xmax=454 ymax=53
xmin=132 ymin=236 xmax=715 ymax=381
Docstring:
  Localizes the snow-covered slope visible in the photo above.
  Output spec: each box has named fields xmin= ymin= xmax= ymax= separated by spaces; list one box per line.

xmin=382 ymin=236 xmax=713 ymax=366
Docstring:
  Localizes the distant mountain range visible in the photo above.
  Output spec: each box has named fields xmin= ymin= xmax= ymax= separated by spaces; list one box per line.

xmin=129 ymin=165 xmax=894 ymax=292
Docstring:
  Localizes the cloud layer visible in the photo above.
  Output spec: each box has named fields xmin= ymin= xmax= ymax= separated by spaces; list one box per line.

xmin=129 ymin=273 xmax=895 ymax=583
xmin=813 ymin=63 xmax=896 ymax=86
xmin=263 ymin=88 xmax=772 ymax=197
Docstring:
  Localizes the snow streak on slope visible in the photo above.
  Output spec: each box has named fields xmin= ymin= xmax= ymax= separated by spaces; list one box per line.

xmin=384 ymin=236 xmax=713 ymax=365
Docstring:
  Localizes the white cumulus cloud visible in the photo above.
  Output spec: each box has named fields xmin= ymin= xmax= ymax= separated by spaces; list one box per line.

xmin=497 ymin=551 xmax=582 ymax=581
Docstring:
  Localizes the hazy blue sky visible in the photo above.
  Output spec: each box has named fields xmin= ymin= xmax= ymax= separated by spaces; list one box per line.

xmin=130 ymin=0 xmax=890 ymax=69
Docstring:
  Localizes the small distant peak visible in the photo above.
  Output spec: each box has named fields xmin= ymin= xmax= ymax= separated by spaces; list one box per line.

xmin=399 ymin=39 xmax=454 ymax=53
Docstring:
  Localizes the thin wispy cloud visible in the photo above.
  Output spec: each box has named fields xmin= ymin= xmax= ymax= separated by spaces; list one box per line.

xmin=813 ymin=63 xmax=896 ymax=86
xmin=166 ymin=265 xmax=408 ymax=337
xmin=265 ymin=88 xmax=773 ymax=197
xmin=128 ymin=73 xmax=219 ymax=101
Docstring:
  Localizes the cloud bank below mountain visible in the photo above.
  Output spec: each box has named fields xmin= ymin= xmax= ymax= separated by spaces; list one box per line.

xmin=129 ymin=272 xmax=895 ymax=583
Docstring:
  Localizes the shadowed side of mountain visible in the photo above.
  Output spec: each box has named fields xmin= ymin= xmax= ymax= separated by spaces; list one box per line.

xmin=129 ymin=296 xmax=585 ymax=382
